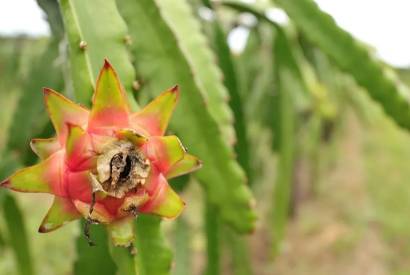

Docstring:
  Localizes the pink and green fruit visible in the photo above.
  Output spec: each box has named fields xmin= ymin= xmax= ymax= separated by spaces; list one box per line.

xmin=1 ymin=60 xmax=201 ymax=247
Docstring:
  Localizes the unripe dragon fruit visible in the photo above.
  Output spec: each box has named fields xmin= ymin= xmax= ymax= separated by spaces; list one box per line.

xmin=1 ymin=60 xmax=201 ymax=247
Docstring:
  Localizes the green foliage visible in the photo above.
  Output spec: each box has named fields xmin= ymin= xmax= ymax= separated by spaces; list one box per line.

xmin=0 ymin=39 xmax=22 ymax=153
xmin=109 ymin=245 xmax=136 ymax=275
xmin=0 ymin=38 xmax=37 ymax=275
xmin=3 ymin=0 xmax=410 ymax=274
xmin=210 ymin=19 xmax=252 ymax=183
xmin=170 ymin=176 xmax=191 ymax=275
xmin=220 ymin=2 xmax=308 ymax=255
xmin=201 ymin=10 xmax=256 ymax=273
xmin=204 ymin=201 xmax=221 ymax=275
xmin=0 ymin=151 xmax=31 ymax=275
xmin=59 ymin=0 xmax=137 ymax=108
xmin=275 ymin=0 xmax=410 ymax=129
xmin=7 ymin=39 xmax=63 ymax=161
xmin=134 ymin=216 xmax=173 ymax=275
xmin=157 ymin=0 xmax=234 ymax=143
xmin=118 ymin=0 xmax=256 ymax=233
xmin=37 ymin=0 xmax=64 ymax=39
xmin=1 ymin=194 xmax=34 ymax=275
xmin=237 ymin=26 xmax=274 ymax=126
xmin=7 ymin=0 xmax=63 ymax=163
xmin=172 ymin=218 xmax=191 ymax=275
xmin=74 ymin=223 xmax=117 ymax=275
xmin=223 ymin=227 xmax=253 ymax=275
xmin=270 ymin=28 xmax=298 ymax=256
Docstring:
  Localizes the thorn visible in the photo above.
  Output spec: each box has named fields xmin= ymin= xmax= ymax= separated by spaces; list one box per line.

xmin=42 ymin=87 xmax=63 ymax=99
xmin=0 ymin=179 xmax=10 ymax=188
xmin=42 ymin=87 xmax=52 ymax=95
xmin=123 ymin=35 xmax=132 ymax=45
xmin=128 ymin=244 xmax=137 ymax=255
xmin=79 ymin=41 xmax=88 ymax=50
xmin=170 ymin=85 xmax=179 ymax=93
xmin=38 ymin=225 xmax=47 ymax=233
xmin=103 ymin=58 xmax=112 ymax=69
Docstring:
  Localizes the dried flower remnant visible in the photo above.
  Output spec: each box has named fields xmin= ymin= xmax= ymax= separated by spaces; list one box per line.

xmin=1 ymin=59 xmax=202 ymax=248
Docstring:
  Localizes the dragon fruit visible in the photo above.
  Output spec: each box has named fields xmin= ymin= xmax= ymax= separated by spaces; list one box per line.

xmin=1 ymin=60 xmax=201 ymax=247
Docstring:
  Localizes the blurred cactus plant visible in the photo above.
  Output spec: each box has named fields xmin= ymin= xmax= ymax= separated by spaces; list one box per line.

xmin=2 ymin=0 xmax=410 ymax=274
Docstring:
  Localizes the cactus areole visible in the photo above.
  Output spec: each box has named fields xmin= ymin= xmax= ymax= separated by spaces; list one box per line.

xmin=1 ymin=60 xmax=201 ymax=247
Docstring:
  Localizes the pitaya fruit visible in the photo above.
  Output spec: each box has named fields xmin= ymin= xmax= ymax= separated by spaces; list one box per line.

xmin=1 ymin=60 xmax=201 ymax=247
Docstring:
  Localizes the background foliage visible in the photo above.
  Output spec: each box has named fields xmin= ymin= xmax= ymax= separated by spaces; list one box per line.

xmin=1 ymin=0 xmax=410 ymax=274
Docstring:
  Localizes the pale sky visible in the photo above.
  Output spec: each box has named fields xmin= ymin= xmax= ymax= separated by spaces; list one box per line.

xmin=0 ymin=0 xmax=49 ymax=36
xmin=0 ymin=0 xmax=409 ymax=67
xmin=315 ymin=0 xmax=410 ymax=67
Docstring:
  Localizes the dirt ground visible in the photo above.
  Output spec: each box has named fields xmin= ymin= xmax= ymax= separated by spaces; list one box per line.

xmin=272 ymin=117 xmax=388 ymax=275
xmin=248 ymin=112 xmax=410 ymax=275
